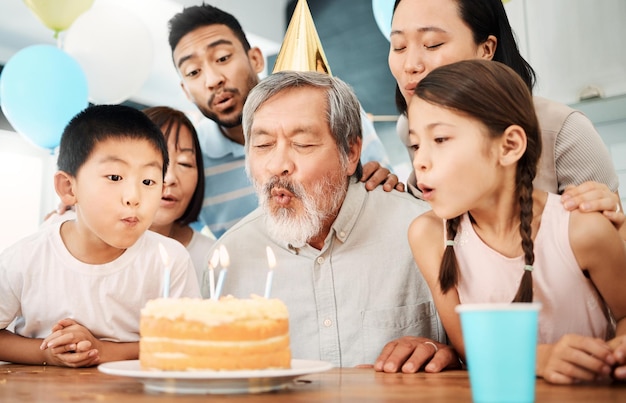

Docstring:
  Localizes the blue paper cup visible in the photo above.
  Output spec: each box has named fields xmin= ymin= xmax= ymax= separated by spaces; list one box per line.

xmin=456 ymin=303 xmax=541 ymax=403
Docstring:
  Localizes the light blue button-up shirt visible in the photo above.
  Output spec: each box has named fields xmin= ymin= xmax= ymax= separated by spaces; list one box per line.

xmin=209 ymin=182 xmax=445 ymax=367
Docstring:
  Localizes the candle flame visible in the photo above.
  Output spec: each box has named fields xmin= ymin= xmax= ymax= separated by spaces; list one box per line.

xmin=158 ymin=242 xmax=169 ymax=267
xmin=219 ymin=245 xmax=230 ymax=268
xmin=266 ymin=246 xmax=276 ymax=270
xmin=209 ymin=249 xmax=220 ymax=269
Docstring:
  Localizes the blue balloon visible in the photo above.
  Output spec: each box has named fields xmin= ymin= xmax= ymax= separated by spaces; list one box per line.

xmin=0 ymin=44 xmax=88 ymax=150
xmin=372 ymin=0 xmax=394 ymax=42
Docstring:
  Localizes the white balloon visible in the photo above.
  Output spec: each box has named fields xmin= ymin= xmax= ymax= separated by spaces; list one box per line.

xmin=64 ymin=4 xmax=153 ymax=104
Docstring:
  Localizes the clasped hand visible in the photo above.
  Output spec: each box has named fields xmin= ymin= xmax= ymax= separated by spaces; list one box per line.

xmin=538 ymin=334 xmax=626 ymax=384
xmin=39 ymin=318 xmax=101 ymax=367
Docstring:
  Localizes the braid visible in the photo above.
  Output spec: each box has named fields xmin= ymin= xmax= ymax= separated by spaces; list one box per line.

xmin=439 ymin=217 xmax=462 ymax=293
xmin=512 ymin=166 xmax=535 ymax=303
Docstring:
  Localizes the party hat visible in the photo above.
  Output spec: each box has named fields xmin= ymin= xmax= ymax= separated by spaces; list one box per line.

xmin=272 ymin=0 xmax=332 ymax=75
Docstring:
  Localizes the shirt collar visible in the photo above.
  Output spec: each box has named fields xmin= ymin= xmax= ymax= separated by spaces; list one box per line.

xmin=196 ymin=118 xmax=246 ymax=159
xmin=329 ymin=180 xmax=365 ymax=244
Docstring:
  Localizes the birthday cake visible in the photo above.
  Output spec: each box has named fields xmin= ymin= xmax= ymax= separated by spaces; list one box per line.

xmin=139 ymin=295 xmax=291 ymax=371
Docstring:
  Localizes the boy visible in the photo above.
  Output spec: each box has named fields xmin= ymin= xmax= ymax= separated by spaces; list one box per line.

xmin=0 ymin=105 xmax=201 ymax=367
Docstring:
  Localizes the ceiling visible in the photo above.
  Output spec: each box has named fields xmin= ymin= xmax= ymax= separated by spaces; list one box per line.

xmin=0 ymin=0 xmax=288 ymax=112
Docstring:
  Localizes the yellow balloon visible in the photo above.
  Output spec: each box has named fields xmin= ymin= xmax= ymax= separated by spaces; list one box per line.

xmin=24 ymin=0 xmax=94 ymax=37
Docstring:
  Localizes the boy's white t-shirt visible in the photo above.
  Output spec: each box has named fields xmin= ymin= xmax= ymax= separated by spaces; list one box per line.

xmin=0 ymin=220 xmax=201 ymax=342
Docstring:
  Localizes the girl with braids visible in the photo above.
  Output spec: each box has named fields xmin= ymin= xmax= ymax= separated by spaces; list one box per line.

xmin=387 ymin=0 xmax=625 ymax=238
xmin=407 ymin=59 xmax=626 ymax=385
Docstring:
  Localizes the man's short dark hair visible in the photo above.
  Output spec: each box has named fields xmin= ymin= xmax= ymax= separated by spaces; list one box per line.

xmin=168 ymin=4 xmax=251 ymax=53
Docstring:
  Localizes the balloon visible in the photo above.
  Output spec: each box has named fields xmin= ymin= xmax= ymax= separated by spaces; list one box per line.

xmin=23 ymin=0 xmax=94 ymax=38
xmin=0 ymin=45 xmax=88 ymax=150
xmin=64 ymin=5 xmax=154 ymax=105
xmin=372 ymin=0 xmax=393 ymax=42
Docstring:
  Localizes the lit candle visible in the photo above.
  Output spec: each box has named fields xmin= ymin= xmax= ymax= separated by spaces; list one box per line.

xmin=158 ymin=242 xmax=171 ymax=298
xmin=264 ymin=246 xmax=276 ymax=298
xmin=213 ymin=245 xmax=230 ymax=300
xmin=207 ymin=249 xmax=220 ymax=299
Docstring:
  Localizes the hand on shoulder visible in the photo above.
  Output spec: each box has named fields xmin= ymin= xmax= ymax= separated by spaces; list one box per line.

xmin=561 ymin=182 xmax=623 ymax=230
xmin=361 ymin=161 xmax=405 ymax=192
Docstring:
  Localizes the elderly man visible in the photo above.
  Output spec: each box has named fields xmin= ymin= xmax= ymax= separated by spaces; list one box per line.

xmin=210 ymin=71 xmax=458 ymax=371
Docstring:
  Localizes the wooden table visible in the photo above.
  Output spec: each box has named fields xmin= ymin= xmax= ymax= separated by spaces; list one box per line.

xmin=1 ymin=363 xmax=625 ymax=402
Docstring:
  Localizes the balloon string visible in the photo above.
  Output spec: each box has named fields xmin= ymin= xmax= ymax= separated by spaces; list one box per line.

xmin=56 ymin=31 xmax=64 ymax=49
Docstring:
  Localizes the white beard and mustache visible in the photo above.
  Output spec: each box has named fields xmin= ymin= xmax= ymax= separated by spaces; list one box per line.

xmin=254 ymin=174 xmax=348 ymax=247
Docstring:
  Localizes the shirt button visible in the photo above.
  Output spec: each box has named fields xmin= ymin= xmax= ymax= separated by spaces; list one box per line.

xmin=317 ymin=256 xmax=325 ymax=264
xmin=339 ymin=231 xmax=346 ymax=238
xmin=323 ymin=318 xmax=332 ymax=327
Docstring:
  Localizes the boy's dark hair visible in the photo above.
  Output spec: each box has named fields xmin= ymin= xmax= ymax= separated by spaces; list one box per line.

xmin=168 ymin=4 xmax=251 ymax=54
xmin=57 ymin=105 xmax=169 ymax=178
xmin=142 ymin=106 xmax=205 ymax=225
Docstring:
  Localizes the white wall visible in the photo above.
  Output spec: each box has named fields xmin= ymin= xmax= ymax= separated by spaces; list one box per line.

xmin=505 ymin=0 xmax=626 ymax=104
xmin=0 ymin=130 xmax=58 ymax=253
xmin=505 ymin=0 xmax=626 ymax=205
